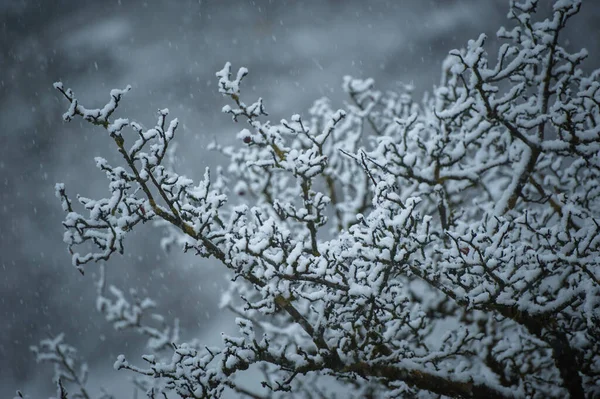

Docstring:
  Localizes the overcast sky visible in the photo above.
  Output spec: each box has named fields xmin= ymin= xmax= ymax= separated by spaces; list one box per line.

xmin=1 ymin=0 xmax=599 ymax=397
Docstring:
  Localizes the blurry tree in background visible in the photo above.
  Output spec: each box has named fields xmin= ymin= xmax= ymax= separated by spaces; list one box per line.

xmin=27 ymin=0 xmax=600 ymax=397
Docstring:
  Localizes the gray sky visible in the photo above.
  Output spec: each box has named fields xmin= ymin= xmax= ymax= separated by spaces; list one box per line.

xmin=1 ymin=0 xmax=599 ymax=397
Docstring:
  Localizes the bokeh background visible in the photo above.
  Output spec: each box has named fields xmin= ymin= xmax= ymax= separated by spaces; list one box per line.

xmin=1 ymin=0 xmax=599 ymax=397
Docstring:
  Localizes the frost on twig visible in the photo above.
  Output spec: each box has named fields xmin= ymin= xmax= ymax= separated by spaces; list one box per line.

xmin=45 ymin=0 xmax=600 ymax=397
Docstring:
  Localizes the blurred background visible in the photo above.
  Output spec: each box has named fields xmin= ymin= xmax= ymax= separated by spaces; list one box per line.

xmin=1 ymin=0 xmax=598 ymax=397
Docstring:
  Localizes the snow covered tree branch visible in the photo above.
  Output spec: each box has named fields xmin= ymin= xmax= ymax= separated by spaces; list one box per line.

xmin=32 ymin=0 xmax=599 ymax=397
xmin=30 ymin=333 xmax=113 ymax=399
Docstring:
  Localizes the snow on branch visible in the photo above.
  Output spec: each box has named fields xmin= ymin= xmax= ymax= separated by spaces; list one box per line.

xmin=31 ymin=0 xmax=600 ymax=397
